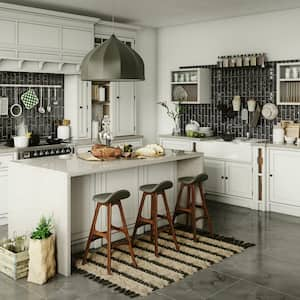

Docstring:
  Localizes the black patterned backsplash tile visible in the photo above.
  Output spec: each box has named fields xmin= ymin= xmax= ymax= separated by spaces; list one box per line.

xmin=180 ymin=60 xmax=300 ymax=141
xmin=0 ymin=72 xmax=64 ymax=141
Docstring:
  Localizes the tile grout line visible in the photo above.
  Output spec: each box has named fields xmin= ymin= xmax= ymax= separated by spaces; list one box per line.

xmin=204 ymin=278 xmax=243 ymax=300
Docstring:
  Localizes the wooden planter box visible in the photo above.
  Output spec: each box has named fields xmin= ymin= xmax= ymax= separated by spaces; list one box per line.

xmin=0 ymin=246 xmax=29 ymax=280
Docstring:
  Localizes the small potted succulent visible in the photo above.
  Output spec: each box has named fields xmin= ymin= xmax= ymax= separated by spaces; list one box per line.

xmin=27 ymin=216 xmax=56 ymax=285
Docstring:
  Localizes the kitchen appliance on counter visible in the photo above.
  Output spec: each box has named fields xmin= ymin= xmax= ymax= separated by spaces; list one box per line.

xmin=15 ymin=142 xmax=75 ymax=160
xmin=273 ymin=124 xmax=285 ymax=144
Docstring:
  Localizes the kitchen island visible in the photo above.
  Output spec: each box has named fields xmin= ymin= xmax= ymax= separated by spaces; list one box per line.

xmin=8 ymin=151 xmax=204 ymax=276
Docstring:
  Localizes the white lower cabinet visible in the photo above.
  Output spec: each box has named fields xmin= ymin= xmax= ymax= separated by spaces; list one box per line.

xmin=0 ymin=170 xmax=8 ymax=222
xmin=269 ymin=149 xmax=300 ymax=208
xmin=0 ymin=153 xmax=14 ymax=225
xmin=204 ymin=159 xmax=225 ymax=194
xmin=204 ymin=159 xmax=252 ymax=199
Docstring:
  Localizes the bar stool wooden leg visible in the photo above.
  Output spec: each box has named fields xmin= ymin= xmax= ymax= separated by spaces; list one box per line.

xmin=199 ymin=183 xmax=213 ymax=235
xmin=132 ymin=192 xmax=147 ymax=244
xmin=107 ymin=203 xmax=112 ymax=275
xmin=172 ymin=183 xmax=184 ymax=225
xmin=82 ymin=203 xmax=101 ymax=265
xmin=118 ymin=202 xmax=137 ymax=267
xmin=186 ymin=185 xmax=191 ymax=226
xmin=162 ymin=191 xmax=180 ymax=251
xmin=191 ymin=185 xmax=197 ymax=241
xmin=152 ymin=193 xmax=159 ymax=257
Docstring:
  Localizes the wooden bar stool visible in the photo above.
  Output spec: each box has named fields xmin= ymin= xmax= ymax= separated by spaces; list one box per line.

xmin=82 ymin=189 xmax=137 ymax=274
xmin=173 ymin=173 xmax=213 ymax=241
xmin=132 ymin=180 xmax=179 ymax=257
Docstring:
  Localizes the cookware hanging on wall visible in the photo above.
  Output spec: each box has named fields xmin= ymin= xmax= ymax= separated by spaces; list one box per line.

xmin=10 ymin=88 xmax=22 ymax=118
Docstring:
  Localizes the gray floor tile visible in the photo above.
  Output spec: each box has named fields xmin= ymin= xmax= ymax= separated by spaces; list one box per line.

xmin=158 ymin=270 xmax=238 ymax=299
xmin=207 ymin=279 xmax=300 ymax=300
xmin=0 ymin=273 xmax=42 ymax=300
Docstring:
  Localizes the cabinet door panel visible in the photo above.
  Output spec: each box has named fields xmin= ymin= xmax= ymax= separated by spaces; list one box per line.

xmin=225 ymin=162 xmax=252 ymax=199
xmin=269 ymin=150 xmax=300 ymax=206
xmin=111 ymin=82 xmax=135 ymax=136
xmin=18 ymin=22 xmax=60 ymax=50
xmin=204 ymin=159 xmax=225 ymax=194
xmin=106 ymin=168 xmax=139 ymax=227
xmin=147 ymin=162 xmax=176 ymax=215
xmin=62 ymin=28 xmax=93 ymax=53
xmin=78 ymin=81 xmax=91 ymax=138
xmin=0 ymin=172 xmax=8 ymax=216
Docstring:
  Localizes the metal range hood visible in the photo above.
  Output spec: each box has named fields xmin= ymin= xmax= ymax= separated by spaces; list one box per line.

xmin=80 ymin=34 xmax=145 ymax=81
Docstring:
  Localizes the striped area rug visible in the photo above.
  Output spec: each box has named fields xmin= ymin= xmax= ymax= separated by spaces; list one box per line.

xmin=75 ymin=229 xmax=254 ymax=298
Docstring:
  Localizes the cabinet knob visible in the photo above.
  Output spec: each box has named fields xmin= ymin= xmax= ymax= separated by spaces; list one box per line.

xmin=79 ymin=106 xmax=83 ymax=109
xmin=225 ymin=176 xmax=228 ymax=180
xmin=221 ymin=176 xmax=224 ymax=179
xmin=116 ymin=96 xmax=120 ymax=100
xmin=269 ymin=174 xmax=273 ymax=177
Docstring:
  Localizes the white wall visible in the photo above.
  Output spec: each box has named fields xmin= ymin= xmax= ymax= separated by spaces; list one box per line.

xmin=157 ymin=8 xmax=300 ymax=135
xmin=135 ymin=27 xmax=158 ymax=144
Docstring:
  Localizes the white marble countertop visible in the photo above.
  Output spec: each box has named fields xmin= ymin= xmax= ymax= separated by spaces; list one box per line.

xmin=10 ymin=151 xmax=203 ymax=177
xmin=0 ymin=145 xmax=16 ymax=154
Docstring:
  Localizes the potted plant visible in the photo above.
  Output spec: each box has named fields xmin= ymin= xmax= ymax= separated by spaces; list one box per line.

xmin=27 ymin=216 xmax=56 ymax=285
xmin=157 ymin=101 xmax=182 ymax=135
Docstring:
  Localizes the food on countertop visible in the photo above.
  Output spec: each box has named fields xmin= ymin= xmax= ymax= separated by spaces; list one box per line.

xmin=136 ymin=144 xmax=165 ymax=157
xmin=91 ymin=144 xmax=122 ymax=159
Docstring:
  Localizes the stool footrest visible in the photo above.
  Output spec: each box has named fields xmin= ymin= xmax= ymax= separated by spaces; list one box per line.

xmin=175 ymin=207 xmax=192 ymax=214
xmin=157 ymin=214 xmax=167 ymax=219
xmin=139 ymin=217 xmax=154 ymax=225
xmin=111 ymin=225 xmax=125 ymax=232
xmin=93 ymin=230 xmax=107 ymax=239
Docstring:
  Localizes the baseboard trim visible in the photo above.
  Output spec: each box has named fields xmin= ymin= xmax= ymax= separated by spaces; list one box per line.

xmin=269 ymin=202 xmax=300 ymax=217
xmin=206 ymin=193 xmax=254 ymax=209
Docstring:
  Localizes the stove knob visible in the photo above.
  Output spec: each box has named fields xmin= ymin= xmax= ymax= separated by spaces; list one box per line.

xmin=45 ymin=150 xmax=49 ymax=156
xmin=50 ymin=150 xmax=55 ymax=155
xmin=56 ymin=149 xmax=60 ymax=154
xmin=39 ymin=151 xmax=44 ymax=156
xmin=61 ymin=149 xmax=65 ymax=154
xmin=33 ymin=151 xmax=38 ymax=157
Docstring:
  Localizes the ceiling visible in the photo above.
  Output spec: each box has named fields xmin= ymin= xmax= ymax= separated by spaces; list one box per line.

xmin=2 ymin=0 xmax=300 ymax=27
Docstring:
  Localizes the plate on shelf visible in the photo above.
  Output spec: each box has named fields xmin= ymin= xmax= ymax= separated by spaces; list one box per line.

xmin=262 ymin=103 xmax=278 ymax=120
xmin=173 ymin=85 xmax=188 ymax=101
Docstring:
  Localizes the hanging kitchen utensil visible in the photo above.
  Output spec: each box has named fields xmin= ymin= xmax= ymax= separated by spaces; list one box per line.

xmin=47 ymin=88 xmax=51 ymax=113
xmin=53 ymin=88 xmax=58 ymax=105
xmin=38 ymin=88 xmax=45 ymax=114
xmin=241 ymin=108 xmax=248 ymax=122
xmin=20 ymin=88 xmax=39 ymax=110
xmin=10 ymin=88 xmax=22 ymax=118
xmin=250 ymin=103 xmax=261 ymax=128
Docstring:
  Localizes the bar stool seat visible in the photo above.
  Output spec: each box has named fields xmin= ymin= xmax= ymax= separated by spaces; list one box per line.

xmin=140 ymin=180 xmax=173 ymax=194
xmin=132 ymin=180 xmax=179 ymax=257
xmin=178 ymin=174 xmax=208 ymax=185
xmin=173 ymin=173 xmax=213 ymax=241
xmin=93 ymin=190 xmax=130 ymax=204
xmin=82 ymin=189 xmax=137 ymax=274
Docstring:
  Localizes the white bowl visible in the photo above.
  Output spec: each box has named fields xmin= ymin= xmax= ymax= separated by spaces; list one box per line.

xmin=284 ymin=136 xmax=296 ymax=145
xmin=13 ymin=136 xmax=29 ymax=148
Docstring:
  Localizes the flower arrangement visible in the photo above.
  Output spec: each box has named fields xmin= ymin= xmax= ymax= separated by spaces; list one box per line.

xmin=157 ymin=101 xmax=182 ymax=135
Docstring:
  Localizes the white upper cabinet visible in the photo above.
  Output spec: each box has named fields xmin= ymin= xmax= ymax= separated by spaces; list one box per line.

xmin=0 ymin=3 xmax=98 ymax=72
xmin=110 ymin=82 xmax=136 ymax=137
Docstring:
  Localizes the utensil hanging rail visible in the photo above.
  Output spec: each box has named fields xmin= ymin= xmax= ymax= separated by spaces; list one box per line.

xmin=0 ymin=84 xmax=62 ymax=88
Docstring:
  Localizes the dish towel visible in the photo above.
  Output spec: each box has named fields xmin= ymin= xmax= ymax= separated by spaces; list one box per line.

xmin=21 ymin=89 xmax=39 ymax=110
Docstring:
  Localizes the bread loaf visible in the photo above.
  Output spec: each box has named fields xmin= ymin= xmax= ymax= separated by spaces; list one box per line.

xmin=91 ymin=144 xmax=121 ymax=159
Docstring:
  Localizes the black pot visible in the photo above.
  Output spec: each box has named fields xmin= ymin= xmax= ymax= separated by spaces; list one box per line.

xmin=222 ymin=133 xmax=234 ymax=142
xmin=29 ymin=134 xmax=40 ymax=146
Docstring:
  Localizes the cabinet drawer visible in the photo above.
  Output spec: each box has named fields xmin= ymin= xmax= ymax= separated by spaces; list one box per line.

xmin=197 ymin=141 xmax=252 ymax=163
xmin=160 ymin=139 xmax=193 ymax=151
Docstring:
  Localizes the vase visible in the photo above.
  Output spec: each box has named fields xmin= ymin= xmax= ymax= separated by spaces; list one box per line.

xmin=27 ymin=235 xmax=56 ymax=285
xmin=172 ymin=119 xmax=181 ymax=136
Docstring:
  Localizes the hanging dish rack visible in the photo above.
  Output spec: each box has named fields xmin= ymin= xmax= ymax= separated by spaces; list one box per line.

xmin=0 ymin=84 xmax=62 ymax=88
